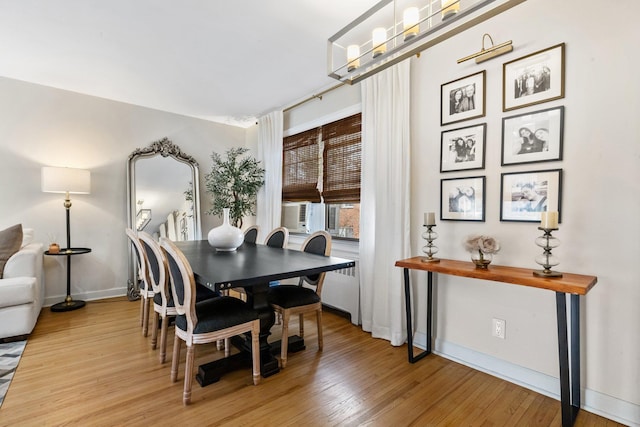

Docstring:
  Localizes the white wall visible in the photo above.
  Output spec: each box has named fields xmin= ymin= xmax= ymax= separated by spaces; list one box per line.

xmin=282 ymin=0 xmax=640 ymax=423
xmin=0 ymin=77 xmax=246 ymax=304
xmin=409 ymin=0 xmax=639 ymax=424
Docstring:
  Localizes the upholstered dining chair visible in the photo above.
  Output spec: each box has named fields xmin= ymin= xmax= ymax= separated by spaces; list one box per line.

xmin=243 ymin=225 xmax=260 ymax=244
xmin=125 ymin=228 xmax=154 ymax=337
xmin=267 ymin=230 xmax=331 ymax=368
xmin=139 ymin=232 xmax=220 ymax=363
xmin=264 ymin=226 xmax=289 ymax=248
xmin=160 ymin=237 xmax=261 ymax=405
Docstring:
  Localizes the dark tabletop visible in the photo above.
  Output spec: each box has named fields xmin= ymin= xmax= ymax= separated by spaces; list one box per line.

xmin=174 ymin=240 xmax=355 ymax=291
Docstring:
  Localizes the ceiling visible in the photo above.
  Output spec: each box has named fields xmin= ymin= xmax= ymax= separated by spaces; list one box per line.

xmin=0 ymin=0 xmax=377 ymax=128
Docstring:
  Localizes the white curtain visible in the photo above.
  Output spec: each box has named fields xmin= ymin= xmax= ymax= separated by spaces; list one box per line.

xmin=359 ymin=61 xmax=411 ymax=346
xmin=256 ymin=110 xmax=283 ymax=238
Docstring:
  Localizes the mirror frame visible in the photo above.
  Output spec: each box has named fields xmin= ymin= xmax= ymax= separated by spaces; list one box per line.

xmin=126 ymin=137 xmax=201 ymax=299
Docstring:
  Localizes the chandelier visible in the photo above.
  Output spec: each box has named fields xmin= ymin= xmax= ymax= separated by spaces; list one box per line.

xmin=327 ymin=0 xmax=526 ymax=84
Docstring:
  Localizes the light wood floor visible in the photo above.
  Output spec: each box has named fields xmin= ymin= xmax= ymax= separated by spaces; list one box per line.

xmin=1 ymin=297 xmax=622 ymax=426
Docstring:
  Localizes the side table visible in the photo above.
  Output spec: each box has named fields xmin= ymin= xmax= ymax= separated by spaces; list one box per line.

xmin=44 ymin=247 xmax=92 ymax=312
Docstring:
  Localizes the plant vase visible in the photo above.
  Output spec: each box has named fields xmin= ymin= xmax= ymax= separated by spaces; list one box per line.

xmin=207 ymin=208 xmax=244 ymax=251
xmin=471 ymin=250 xmax=492 ymax=269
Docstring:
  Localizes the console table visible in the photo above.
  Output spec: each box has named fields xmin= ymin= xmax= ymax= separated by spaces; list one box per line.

xmin=45 ymin=247 xmax=91 ymax=312
xmin=395 ymin=257 xmax=597 ymax=427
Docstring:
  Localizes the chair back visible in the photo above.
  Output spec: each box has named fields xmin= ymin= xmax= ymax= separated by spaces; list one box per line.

xmin=160 ymin=238 xmax=198 ymax=335
xmin=244 ymin=225 xmax=260 ymax=244
xmin=264 ymin=227 xmax=289 ymax=248
xmin=299 ymin=230 xmax=331 ymax=296
xmin=125 ymin=228 xmax=150 ymax=293
xmin=138 ymin=232 xmax=170 ymax=308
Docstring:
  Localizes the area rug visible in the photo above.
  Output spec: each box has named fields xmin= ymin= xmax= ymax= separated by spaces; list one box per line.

xmin=0 ymin=340 xmax=26 ymax=408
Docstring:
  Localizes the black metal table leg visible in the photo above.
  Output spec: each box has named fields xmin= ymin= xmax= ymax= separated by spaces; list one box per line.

xmin=556 ymin=292 xmax=581 ymax=426
xmin=404 ymin=268 xmax=431 ymax=363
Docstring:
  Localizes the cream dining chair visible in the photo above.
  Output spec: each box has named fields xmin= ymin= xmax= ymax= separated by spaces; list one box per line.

xmin=267 ymin=230 xmax=331 ymax=368
xmin=160 ymin=237 xmax=261 ymax=405
xmin=125 ymin=228 xmax=154 ymax=337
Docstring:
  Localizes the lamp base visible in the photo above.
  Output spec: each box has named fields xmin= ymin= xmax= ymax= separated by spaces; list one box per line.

xmin=51 ymin=299 xmax=86 ymax=312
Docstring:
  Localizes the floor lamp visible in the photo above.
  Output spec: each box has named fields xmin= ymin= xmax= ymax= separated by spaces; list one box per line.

xmin=41 ymin=166 xmax=91 ymax=312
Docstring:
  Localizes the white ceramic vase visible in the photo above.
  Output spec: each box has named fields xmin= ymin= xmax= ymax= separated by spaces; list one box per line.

xmin=207 ymin=208 xmax=244 ymax=251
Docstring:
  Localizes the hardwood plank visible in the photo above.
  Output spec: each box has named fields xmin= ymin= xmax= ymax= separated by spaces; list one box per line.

xmin=0 ymin=297 xmax=622 ymax=426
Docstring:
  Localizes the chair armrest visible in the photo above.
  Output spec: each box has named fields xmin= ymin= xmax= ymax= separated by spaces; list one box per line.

xmin=4 ymin=242 xmax=44 ymax=279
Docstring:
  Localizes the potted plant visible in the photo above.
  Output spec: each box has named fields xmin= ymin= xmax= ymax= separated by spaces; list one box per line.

xmin=204 ymin=147 xmax=265 ymax=229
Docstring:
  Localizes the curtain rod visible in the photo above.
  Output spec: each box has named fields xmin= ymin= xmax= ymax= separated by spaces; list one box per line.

xmin=283 ymin=82 xmax=346 ymax=112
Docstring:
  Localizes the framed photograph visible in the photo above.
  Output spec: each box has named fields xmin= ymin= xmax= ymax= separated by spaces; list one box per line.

xmin=503 ymin=43 xmax=565 ymax=112
xmin=440 ymin=123 xmax=486 ymax=172
xmin=441 ymin=71 xmax=486 ymax=126
xmin=501 ymin=106 xmax=564 ymax=165
xmin=500 ymin=169 xmax=562 ymax=222
xmin=441 ymin=176 xmax=485 ymax=221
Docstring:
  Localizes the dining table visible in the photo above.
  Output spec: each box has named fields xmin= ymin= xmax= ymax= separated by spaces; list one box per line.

xmin=174 ymin=239 xmax=355 ymax=386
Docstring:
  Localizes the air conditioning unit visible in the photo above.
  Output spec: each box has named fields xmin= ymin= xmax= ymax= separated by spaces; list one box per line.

xmin=282 ymin=202 xmax=310 ymax=233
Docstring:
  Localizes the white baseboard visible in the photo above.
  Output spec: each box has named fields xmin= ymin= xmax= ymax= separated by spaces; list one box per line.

xmin=44 ymin=287 xmax=127 ymax=307
xmin=412 ymin=331 xmax=639 ymax=426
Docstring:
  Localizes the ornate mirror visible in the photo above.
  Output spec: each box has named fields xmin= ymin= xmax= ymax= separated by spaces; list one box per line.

xmin=126 ymin=137 xmax=201 ymax=299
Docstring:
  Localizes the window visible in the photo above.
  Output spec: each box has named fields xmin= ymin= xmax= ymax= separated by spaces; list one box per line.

xmin=282 ymin=113 xmax=361 ymax=239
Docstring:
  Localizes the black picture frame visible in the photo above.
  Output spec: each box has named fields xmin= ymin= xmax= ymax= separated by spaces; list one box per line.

xmin=441 ymin=176 xmax=486 ymax=221
xmin=503 ymin=43 xmax=565 ymax=112
xmin=500 ymin=169 xmax=563 ymax=222
xmin=501 ymin=106 xmax=564 ymax=166
xmin=441 ymin=71 xmax=486 ymax=126
xmin=441 ymin=123 xmax=486 ymax=172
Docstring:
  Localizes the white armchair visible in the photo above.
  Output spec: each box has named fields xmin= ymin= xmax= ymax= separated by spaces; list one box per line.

xmin=0 ymin=229 xmax=44 ymax=339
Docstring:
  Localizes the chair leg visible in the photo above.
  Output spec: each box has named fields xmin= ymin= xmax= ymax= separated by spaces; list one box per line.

xmin=299 ymin=313 xmax=305 ymax=338
xmin=159 ymin=315 xmax=169 ymax=363
xmin=171 ymin=335 xmax=181 ymax=383
xmin=224 ymin=338 xmax=230 ymax=358
xmin=183 ymin=345 xmax=195 ymax=405
xmin=139 ymin=296 xmax=145 ymax=326
xmin=251 ymin=321 xmax=261 ymax=386
xmin=280 ymin=310 xmax=290 ymax=368
xmin=316 ymin=309 xmax=323 ymax=351
xmin=151 ymin=311 xmax=159 ymax=349
xmin=141 ymin=297 xmax=150 ymax=337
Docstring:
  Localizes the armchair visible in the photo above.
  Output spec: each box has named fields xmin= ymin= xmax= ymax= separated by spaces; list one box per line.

xmin=0 ymin=228 xmax=44 ymax=340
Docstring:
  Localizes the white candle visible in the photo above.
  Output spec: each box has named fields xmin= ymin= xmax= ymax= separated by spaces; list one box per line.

xmin=347 ymin=45 xmax=360 ymax=72
xmin=403 ymin=7 xmax=420 ymax=41
xmin=441 ymin=0 xmax=460 ymax=20
xmin=540 ymin=211 xmax=558 ymax=229
xmin=424 ymin=212 xmax=435 ymax=226
xmin=372 ymin=27 xmax=387 ymax=58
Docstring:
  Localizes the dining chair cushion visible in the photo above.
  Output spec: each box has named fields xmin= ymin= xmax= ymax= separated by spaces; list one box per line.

xmin=268 ymin=285 xmax=321 ymax=308
xmin=174 ymin=296 xmax=258 ymax=334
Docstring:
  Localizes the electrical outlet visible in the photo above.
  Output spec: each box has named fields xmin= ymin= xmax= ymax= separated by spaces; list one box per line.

xmin=492 ymin=318 xmax=506 ymax=339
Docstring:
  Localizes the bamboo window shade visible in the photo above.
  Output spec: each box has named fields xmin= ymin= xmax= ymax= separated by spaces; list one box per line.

xmin=282 ymin=127 xmax=322 ymax=202
xmin=322 ymin=114 xmax=362 ymax=203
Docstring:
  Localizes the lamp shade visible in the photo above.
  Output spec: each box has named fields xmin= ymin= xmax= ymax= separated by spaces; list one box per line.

xmin=41 ymin=167 xmax=91 ymax=194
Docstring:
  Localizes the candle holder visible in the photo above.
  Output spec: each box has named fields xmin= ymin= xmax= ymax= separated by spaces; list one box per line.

xmin=533 ymin=227 xmax=563 ymax=278
xmin=421 ymin=224 xmax=440 ymax=263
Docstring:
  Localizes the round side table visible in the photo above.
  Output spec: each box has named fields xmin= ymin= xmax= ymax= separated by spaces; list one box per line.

xmin=44 ymin=247 xmax=92 ymax=312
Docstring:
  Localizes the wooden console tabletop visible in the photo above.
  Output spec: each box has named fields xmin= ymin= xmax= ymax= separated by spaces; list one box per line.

xmin=395 ymin=257 xmax=597 ymax=295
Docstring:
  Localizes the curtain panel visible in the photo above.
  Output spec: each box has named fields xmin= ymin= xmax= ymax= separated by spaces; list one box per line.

xmin=359 ymin=60 xmax=412 ymax=347
xmin=257 ymin=110 xmax=284 ymax=236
